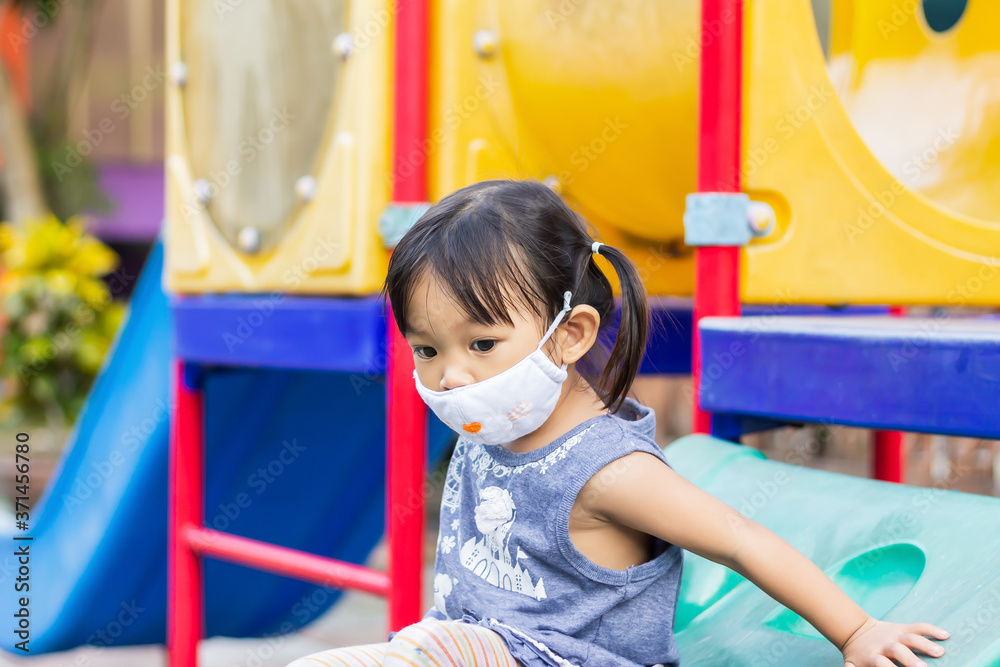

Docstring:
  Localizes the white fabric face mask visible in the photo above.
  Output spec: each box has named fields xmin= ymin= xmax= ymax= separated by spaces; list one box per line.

xmin=413 ymin=291 xmax=574 ymax=446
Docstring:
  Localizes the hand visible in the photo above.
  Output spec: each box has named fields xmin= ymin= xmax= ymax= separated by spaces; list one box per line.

xmin=841 ymin=615 xmax=950 ymax=667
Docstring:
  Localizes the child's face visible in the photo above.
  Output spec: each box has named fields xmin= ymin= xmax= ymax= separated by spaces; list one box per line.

xmin=404 ymin=271 xmax=559 ymax=391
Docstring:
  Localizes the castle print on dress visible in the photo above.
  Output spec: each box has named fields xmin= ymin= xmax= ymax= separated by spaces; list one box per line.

xmin=460 ymin=486 xmax=547 ymax=600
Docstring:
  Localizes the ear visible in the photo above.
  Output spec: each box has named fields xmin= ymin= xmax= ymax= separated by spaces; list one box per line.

xmin=556 ymin=305 xmax=601 ymax=364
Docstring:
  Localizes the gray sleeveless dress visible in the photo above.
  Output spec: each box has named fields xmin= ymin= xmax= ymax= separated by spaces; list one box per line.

xmin=394 ymin=397 xmax=683 ymax=667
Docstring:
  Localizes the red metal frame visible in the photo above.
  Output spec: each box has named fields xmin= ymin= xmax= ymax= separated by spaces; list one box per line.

xmin=166 ymin=0 xmax=430 ymax=663
xmin=691 ymin=0 xmax=744 ymax=434
xmin=387 ymin=0 xmax=430 ymax=633
xmin=872 ymin=306 xmax=907 ymax=483
xmin=168 ymin=362 xmax=204 ymax=667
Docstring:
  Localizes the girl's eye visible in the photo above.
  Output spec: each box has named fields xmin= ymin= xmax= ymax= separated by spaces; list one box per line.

xmin=414 ymin=346 xmax=437 ymax=360
xmin=472 ymin=340 xmax=496 ymax=353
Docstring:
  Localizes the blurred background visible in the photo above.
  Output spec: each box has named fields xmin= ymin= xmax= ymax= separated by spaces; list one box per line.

xmin=0 ymin=0 xmax=997 ymax=665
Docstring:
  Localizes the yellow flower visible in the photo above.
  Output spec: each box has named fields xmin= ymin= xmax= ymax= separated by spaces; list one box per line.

xmin=67 ymin=237 xmax=118 ymax=276
xmin=43 ymin=269 xmax=78 ymax=296
xmin=74 ymin=331 xmax=107 ymax=373
xmin=77 ymin=277 xmax=112 ymax=310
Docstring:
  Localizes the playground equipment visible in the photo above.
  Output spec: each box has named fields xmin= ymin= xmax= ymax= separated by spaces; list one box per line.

xmin=7 ymin=0 xmax=1000 ymax=663
xmin=0 ymin=244 xmax=453 ymax=653
xmin=740 ymin=0 xmax=1000 ymax=305
xmin=666 ymin=435 xmax=1000 ymax=666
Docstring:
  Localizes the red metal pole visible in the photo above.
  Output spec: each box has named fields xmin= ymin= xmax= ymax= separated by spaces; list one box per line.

xmin=692 ymin=0 xmax=744 ymax=434
xmin=183 ymin=525 xmax=392 ymax=596
xmin=168 ymin=362 xmax=204 ymax=667
xmin=873 ymin=306 xmax=907 ymax=482
xmin=388 ymin=0 xmax=429 ymax=633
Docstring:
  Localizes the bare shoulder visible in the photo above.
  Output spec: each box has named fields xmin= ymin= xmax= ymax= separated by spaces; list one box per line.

xmin=577 ymin=448 xmax=755 ymax=563
xmin=577 ymin=450 xmax=673 ymax=521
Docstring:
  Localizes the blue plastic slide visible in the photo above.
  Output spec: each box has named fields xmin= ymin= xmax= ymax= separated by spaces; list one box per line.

xmin=0 ymin=241 xmax=454 ymax=655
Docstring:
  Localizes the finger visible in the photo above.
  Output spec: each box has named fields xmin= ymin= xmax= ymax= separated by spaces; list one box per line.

xmin=873 ymin=656 xmax=896 ymax=667
xmin=900 ymin=632 xmax=946 ymax=658
xmin=885 ymin=640 xmax=927 ymax=667
xmin=906 ymin=623 xmax=951 ymax=639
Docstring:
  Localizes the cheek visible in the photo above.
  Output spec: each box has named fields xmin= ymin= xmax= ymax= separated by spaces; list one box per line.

xmin=414 ymin=367 xmax=441 ymax=389
xmin=486 ymin=341 xmax=537 ymax=376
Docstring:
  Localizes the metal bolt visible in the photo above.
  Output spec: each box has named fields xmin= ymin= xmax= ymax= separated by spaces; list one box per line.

xmin=332 ymin=33 xmax=353 ymax=59
xmin=236 ymin=226 xmax=262 ymax=254
xmin=192 ymin=179 xmax=212 ymax=205
xmin=747 ymin=201 xmax=776 ymax=237
xmin=295 ymin=175 xmax=317 ymax=202
xmin=473 ymin=30 xmax=498 ymax=59
xmin=170 ymin=61 xmax=188 ymax=87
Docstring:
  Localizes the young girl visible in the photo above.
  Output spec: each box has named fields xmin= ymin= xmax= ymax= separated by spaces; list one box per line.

xmin=289 ymin=179 xmax=950 ymax=667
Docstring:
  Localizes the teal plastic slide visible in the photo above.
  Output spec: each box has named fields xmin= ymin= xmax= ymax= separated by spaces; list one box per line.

xmin=666 ymin=435 xmax=1000 ymax=666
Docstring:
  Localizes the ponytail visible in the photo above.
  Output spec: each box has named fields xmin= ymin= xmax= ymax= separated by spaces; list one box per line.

xmin=579 ymin=242 xmax=649 ymax=414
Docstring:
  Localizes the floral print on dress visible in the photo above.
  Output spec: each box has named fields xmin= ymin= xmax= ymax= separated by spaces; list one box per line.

xmin=433 ymin=572 xmax=455 ymax=617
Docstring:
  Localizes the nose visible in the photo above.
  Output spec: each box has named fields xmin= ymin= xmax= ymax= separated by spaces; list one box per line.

xmin=440 ymin=363 xmax=475 ymax=391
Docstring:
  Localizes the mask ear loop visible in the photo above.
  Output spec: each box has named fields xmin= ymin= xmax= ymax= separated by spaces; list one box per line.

xmin=537 ymin=291 xmax=573 ymax=350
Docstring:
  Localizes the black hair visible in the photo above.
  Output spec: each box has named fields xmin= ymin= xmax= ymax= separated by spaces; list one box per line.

xmin=380 ymin=178 xmax=649 ymax=414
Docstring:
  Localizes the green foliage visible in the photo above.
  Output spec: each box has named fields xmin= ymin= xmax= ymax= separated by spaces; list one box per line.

xmin=34 ymin=122 xmax=114 ymax=222
xmin=0 ymin=215 xmax=125 ymax=426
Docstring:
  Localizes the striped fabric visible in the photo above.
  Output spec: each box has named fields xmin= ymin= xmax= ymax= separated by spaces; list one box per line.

xmin=287 ymin=619 xmax=523 ymax=667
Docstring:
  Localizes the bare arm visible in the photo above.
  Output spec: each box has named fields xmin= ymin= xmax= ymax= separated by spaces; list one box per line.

xmin=583 ymin=452 xmax=950 ymax=665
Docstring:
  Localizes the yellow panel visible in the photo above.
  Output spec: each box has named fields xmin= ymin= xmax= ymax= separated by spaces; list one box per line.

xmin=428 ymin=0 xmax=700 ymax=296
xmin=742 ymin=0 xmax=1000 ymax=306
xmin=164 ymin=0 xmax=390 ymax=294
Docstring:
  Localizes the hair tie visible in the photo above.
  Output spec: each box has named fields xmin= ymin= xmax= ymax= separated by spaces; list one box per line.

xmin=591 ymin=241 xmax=604 ymax=255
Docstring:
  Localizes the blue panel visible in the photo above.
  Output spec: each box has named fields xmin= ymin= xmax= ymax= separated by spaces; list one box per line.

xmin=642 ymin=299 xmax=693 ymax=375
xmin=698 ymin=315 xmax=1000 ymax=438
xmin=639 ymin=302 xmax=888 ymax=376
xmin=173 ymin=295 xmax=387 ymax=373
xmin=742 ymin=304 xmax=889 ymax=316
xmin=173 ymin=296 xmax=887 ymax=378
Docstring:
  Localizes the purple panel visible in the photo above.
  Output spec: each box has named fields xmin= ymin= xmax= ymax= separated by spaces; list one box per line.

xmin=85 ymin=163 xmax=164 ymax=241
